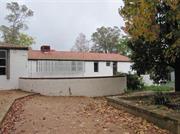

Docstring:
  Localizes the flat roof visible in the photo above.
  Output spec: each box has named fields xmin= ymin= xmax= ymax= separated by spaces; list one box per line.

xmin=0 ymin=43 xmax=28 ymax=50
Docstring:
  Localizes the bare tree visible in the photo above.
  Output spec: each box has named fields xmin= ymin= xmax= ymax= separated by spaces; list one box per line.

xmin=71 ymin=33 xmax=89 ymax=52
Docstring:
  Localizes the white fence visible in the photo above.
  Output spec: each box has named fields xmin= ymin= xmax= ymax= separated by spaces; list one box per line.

xmin=19 ymin=76 xmax=126 ymax=97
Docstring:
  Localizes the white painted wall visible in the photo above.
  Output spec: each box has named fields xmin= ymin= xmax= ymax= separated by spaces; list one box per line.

xmin=171 ymin=72 xmax=175 ymax=81
xmin=0 ymin=50 xmax=28 ymax=90
xmin=19 ymin=76 xmax=126 ymax=97
xmin=117 ymin=62 xmax=133 ymax=73
xmin=84 ymin=61 xmax=113 ymax=77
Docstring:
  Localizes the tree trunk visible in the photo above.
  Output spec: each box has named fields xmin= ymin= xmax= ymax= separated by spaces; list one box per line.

xmin=175 ymin=58 xmax=180 ymax=92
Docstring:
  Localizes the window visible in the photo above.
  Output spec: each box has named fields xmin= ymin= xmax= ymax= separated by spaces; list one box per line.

xmin=34 ymin=60 xmax=84 ymax=76
xmin=106 ymin=62 xmax=110 ymax=66
xmin=77 ymin=62 xmax=83 ymax=72
xmin=94 ymin=62 xmax=99 ymax=72
xmin=71 ymin=61 xmax=76 ymax=71
xmin=0 ymin=50 xmax=7 ymax=75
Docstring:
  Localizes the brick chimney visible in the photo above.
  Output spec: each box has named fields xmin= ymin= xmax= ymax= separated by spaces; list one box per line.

xmin=41 ymin=45 xmax=51 ymax=52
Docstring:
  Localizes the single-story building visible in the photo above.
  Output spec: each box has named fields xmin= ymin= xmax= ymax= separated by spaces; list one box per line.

xmin=28 ymin=45 xmax=132 ymax=77
xmin=0 ymin=44 xmax=132 ymax=96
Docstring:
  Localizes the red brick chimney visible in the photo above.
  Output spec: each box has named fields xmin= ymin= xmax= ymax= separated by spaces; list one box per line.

xmin=41 ymin=45 xmax=51 ymax=52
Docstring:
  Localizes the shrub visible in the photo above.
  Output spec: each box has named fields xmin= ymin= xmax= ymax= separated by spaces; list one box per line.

xmin=117 ymin=72 xmax=144 ymax=90
xmin=153 ymin=92 xmax=170 ymax=105
xmin=127 ymin=73 xmax=144 ymax=90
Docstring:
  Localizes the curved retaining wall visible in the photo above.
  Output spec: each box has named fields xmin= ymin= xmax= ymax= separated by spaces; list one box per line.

xmin=19 ymin=76 xmax=126 ymax=97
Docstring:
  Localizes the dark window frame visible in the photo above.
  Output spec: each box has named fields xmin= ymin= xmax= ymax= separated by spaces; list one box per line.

xmin=0 ymin=50 xmax=7 ymax=76
xmin=106 ymin=62 xmax=110 ymax=66
xmin=94 ymin=62 xmax=99 ymax=72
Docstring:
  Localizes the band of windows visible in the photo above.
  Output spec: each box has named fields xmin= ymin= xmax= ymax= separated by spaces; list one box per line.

xmin=35 ymin=60 xmax=84 ymax=73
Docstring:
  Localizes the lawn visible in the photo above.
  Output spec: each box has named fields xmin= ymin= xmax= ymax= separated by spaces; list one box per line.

xmin=144 ymin=85 xmax=174 ymax=92
xmin=146 ymin=81 xmax=175 ymax=92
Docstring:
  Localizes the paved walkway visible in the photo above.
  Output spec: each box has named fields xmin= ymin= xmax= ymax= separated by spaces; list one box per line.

xmin=1 ymin=95 xmax=170 ymax=134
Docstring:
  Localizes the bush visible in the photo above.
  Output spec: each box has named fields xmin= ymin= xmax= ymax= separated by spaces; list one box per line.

xmin=153 ymin=92 xmax=170 ymax=105
xmin=127 ymin=73 xmax=144 ymax=90
xmin=117 ymin=72 xmax=144 ymax=91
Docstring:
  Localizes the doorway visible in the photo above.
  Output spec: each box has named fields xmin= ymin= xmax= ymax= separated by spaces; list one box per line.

xmin=113 ymin=62 xmax=117 ymax=75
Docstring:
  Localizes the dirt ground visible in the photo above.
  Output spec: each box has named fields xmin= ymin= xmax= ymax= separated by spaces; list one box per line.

xmin=1 ymin=95 xmax=170 ymax=134
xmin=0 ymin=90 xmax=31 ymax=123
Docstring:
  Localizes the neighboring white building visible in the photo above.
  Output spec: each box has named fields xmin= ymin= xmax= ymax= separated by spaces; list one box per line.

xmin=141 ymin=74 xmax=154 ymax=86
xmin=170 ymin=72 xmax=175 ymax=81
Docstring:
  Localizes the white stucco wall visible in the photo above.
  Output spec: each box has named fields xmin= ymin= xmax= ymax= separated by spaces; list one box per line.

xmin=19 ymin=76 xmax=126 ymax=97
xmin=84 ymin=61 xmax=113 ymax=77
xmin=171 ymin=72 xmax=175 ymax=81
xmin=117 ymin=62 xmax=133 ymax=73
xmin=28 ymin=60 xmax=36 ymax=77
xmin=0 ymin=49 xmax=28 ymax=90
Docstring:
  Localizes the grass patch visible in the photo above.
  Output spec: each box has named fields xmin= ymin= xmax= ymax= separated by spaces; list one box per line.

xmin=144 ymin=85 xmax=174 ymax=92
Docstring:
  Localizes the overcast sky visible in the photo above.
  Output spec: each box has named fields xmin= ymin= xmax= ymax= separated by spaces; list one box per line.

xmin=0 ymin=0 xmax=124 ymax=51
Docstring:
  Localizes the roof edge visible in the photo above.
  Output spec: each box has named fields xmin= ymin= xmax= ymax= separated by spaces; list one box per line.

xmin=0 ymin=43 xmax=29 ymax=50
xmin=28 ymin=58 xmax=131 ymax=62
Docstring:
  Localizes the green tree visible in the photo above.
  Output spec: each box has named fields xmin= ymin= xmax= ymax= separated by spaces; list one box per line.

xmin=0 ymin=2 xmax=34 ymax=46
xmin=120 ymin=0 xmax=180 ymax=91
xmin=91 ymin=26 xmax=121 ymax=53
xmin=117 ymin=37 xmax=131 ymax=56
xmin=17 ymin=33 xmax=35 ymax=46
